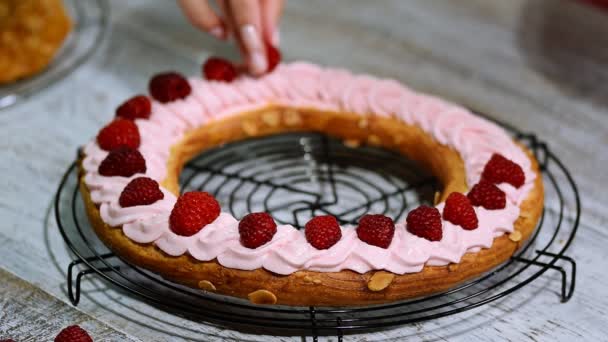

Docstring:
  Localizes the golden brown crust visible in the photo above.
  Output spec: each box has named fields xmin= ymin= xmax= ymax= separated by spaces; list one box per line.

xmin=79 ymin=107 xmax=544 ymax=306
xmin=0 ymin=0 xmax=72 ymax=84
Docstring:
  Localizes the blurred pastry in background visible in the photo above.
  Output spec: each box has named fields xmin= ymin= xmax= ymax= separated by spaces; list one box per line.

xmin=0 ymin=0 xmax=72 ymax=84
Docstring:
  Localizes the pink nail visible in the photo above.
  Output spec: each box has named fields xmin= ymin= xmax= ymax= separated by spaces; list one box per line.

xmin=209 ymin=26 xmax=224 ymax=39
xmin=240 ymin=25 xmax=267 ymax=74
xmin=249 ymin=52 xmax=268 ymax=75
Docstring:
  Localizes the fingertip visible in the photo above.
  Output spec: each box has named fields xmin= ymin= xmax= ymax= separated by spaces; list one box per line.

xmin=261 ymin=0 xmax=284 ymax=45
xmin=209 ymin=26 xmax=225 ymax=39
xmin=239 ymin=25 xmax=268 ymax=75
xmin=271 ymin=30 xmax=280 ymax=46
xmin=178 ymin=0 xmax=224 ymax=37
xmin=249 ymin=51 xmax=268 ymax=75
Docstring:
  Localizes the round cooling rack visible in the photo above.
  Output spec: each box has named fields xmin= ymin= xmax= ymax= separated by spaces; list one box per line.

xmin=54 ymin=114 xmax=579 ymax=340
xmin=0 ymin=0 xmax=109 ymax=109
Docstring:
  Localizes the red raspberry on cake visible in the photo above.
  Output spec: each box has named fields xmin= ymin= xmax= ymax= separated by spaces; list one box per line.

xmin=98 ymin=147 xmax=146 ymax=177
xmin=115 ymin=95 xmax=152 ymax=120
xmin=54 ymin=325 xmax=93 ymax=342
xmin=203 ymin=57 xmax=237 ymax=82
xmin=305 ymin=215 xmax=342 ymax=249
xmin=356 ymin=214 xmax=395 ymax=248
xmin=239 ymin=212 xmax=277 ymax=248
xmin=265 ymin=42 xmax=281 ymax=73
xmin=96 ymin=118 xmax=140 ymax=151
xmin=406 ymin=205 xmax=443 ymax=241
xmin=481 ymin=153 xmax=525 ymax=188
xmin=442 ymin=192 xmax=478 ymax=230
xmin=467 ymin=180 xmax=506 ymax=210
xmin=169 ymin=192 xmax=220 ymax=236
xmin=119 ymin=177 xmax=164 ymax=207
xmin=149 ymin=72 xmax=191 ymax=103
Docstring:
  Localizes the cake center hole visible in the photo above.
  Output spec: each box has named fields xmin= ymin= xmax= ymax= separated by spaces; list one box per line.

xmin=180 ymin=132 xmax=438 ymax=229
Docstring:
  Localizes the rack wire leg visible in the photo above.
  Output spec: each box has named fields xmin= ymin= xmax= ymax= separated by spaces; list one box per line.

xmin=309 ymin=306 xmax=318 ymax=342
xmin=512 ymin=250 xmax=576 ymax=302
xmin=66 ymin=253 xmax=117 ymax=305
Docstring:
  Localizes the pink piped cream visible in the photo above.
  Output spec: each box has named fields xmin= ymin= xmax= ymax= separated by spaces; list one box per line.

xmin=82 ymin=62 xmax=535 ymax=275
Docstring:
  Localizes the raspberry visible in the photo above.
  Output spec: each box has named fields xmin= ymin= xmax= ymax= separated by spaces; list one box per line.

xmin=203 ymin=57 xmax=237 ymax=82
xmin=119 ymin=177 xmax=164 ymax=207
xmin=265 ymin=42 xmax=281 ymax=73
xmin=96 ymin=119 xmax=140 ymax=151
xmin=115 ymin=95 xmax=152 ymax=120
xmin=356 ymin=214 xmax=395 ymax=248
xmin=442 ymin=192 xmax=478 ymax=230
xmin=169 ymin=192 xmax=220 ymax=236
xmin=54 ymin=325 xmax=93 ymax=342
xmin=481 ymin=153 xmax=525 ymax=188
xmin=406 ymin=205 xmax=443 ymax=241
xmin=238 ymin=212 xmax=277 ymax=248
xmin=149 ymin=72 xmax=191 ymax=103
xmin=305 ymin=215 xmax=342 ymax=249
xmin=98 ymin=147 xmax=146 ymax=177
xmin=467 ymin=180 xmax=506 ymax=210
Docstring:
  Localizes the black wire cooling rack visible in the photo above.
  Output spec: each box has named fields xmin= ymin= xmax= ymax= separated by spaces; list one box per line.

xmin=54 ymin=114 xmax=580 ymax=340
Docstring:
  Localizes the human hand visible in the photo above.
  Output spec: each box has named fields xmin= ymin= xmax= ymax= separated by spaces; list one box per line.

xmin=178 ymin=0 xmax=284 ymax=76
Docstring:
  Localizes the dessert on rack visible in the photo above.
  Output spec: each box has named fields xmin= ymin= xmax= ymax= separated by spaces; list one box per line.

xmin=78 ymin=45 xmax=543 ymax=306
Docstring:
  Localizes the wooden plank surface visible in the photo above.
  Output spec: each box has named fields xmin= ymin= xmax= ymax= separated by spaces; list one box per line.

xmin=0 ymin=0 xmax=607 ymax=340
xmin=0 ymin=268 xmax=136 ymax=341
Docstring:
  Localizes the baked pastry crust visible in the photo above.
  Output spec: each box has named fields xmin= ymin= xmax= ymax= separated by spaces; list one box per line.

xmin=79 ymin=107 xmax=544 ymax=306
xmin=0 ymin=0 xmax=72 ymax=84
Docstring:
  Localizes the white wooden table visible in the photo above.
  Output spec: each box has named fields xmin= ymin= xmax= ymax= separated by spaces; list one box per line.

xmin=1 ymin=0 xmax=607 ymax=341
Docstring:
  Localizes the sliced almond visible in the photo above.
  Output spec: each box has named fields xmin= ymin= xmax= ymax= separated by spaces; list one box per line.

xmin=313 ymin=279 xmax=321 ymax=285
xmin=197 ymin=280 xmax=216 ymax=291
xmin=509 ymin=230 xmax=522 ymax=242
xmin=262 ymin=110 xmax=280 ymax=127
xmin=367 ymin=134 xmax=381 ymax=146
xmin=344 ymin=139 xmax=361 ymax=148
xmin=367 ymin=271 xmax=395 ymax=292
xmin=519 ymin=211 xmax=532 ymax=219
xmin=393 ymin=135 xmax=405 ymax=145
xmin=283 ymin=109 xmax=303 ymax=126
xmin=433 ymin=191 xmax=441 ymax=205
xmin=303 ymin=276 xmax=313 ymax=283
xmin=248 ymin=289 xmax=277 ymax=305
xmin=358 ymin=118 xmax=369 ymax=129
xmin=448 ymin=264 xmax=459 ymax=272
xmin=241 ymin=121 xmax=258 ymax=136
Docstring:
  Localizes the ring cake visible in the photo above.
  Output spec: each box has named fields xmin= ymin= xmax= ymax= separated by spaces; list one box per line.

xmin=78 ymin=54 xmax=543 ymax=306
